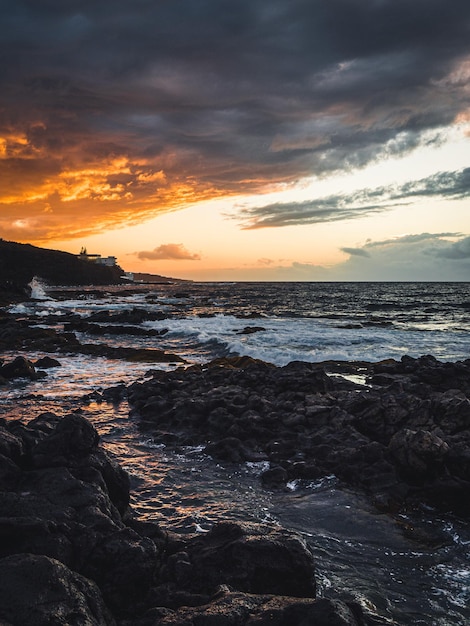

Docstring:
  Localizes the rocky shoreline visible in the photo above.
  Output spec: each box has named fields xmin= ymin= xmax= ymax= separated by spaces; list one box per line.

xmin=127 ymin=354 xmax=470 ymax=519
xmin=1 ymin=299 xmax=469 ymax=624
xmin=3 ymin=411 xmax=371 ymax=625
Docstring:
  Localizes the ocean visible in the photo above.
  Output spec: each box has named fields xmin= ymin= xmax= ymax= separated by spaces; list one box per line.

xmin=2 ymin=280 xmax=470 ymax=625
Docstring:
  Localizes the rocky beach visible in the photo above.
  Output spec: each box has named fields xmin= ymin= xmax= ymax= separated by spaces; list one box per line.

xmin=1 ymin=280 xmax=469 ymax=625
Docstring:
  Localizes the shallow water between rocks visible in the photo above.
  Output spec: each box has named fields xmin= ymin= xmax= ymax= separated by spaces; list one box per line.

xmin=4 ymin=392 xmax=468 ymax=626
xmin=101 ymin=403 xmax=470 ymax=626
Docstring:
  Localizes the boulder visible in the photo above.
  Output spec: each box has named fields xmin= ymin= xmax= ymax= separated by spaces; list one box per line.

xmin=237 ymin=326 xmax=266 ymax=335
xmin=0 ymin=454 xmax=21 ymax=490
xmin=31 ymin=413 xmax=100 ymax=467
xmin=81 ymin=527 xmax=159 ymax=614
xmin=261 ymin=465 xmax=289 ymax=488
xmin=0 ymin=425 xmax=24 ymax=461
xmin=35 ymin=356 xmax=61 ymax=368
xmin=387 ymin=429 xmax=449 ymax=482
xmin=165 ymin=521 xmax=317 ymax=598
xmin=156 ymin=592 xmax=361 ymax=626
xmin=0 ymin=356 xmax=37 ymax=380
xmin=0 ymin=553 xmax=115 ymax=626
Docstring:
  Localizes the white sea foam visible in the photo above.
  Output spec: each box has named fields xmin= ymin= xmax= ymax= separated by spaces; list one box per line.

xmin=0 ymin=352 xmax=162 ymax=399
xmin=146 ymin=313 xmax=470 ymax=364
xmin=429 ymin=565 xmax=470 ymax=609
xmin=28 ymin=276 xmax=50 ymax=300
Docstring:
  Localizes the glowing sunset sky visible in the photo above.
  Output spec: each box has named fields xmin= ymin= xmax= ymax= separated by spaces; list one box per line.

xmin=1 ymin=0 xmax=469 ymax=280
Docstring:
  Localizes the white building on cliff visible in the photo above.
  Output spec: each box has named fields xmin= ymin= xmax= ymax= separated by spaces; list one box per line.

xmin=78 ymin=247 xmax=117 ymax=267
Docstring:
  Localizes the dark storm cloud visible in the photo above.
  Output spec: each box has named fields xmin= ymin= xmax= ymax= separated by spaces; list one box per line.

xmin=237 ymin=196 xmax=387 ymax=229
xmin=1 ymin=0 xmax=470 ymax=239
xmin=238 ymin=169 xmax=470 ymax=228
xmin=434 ymin=236 xmax=470 ymax=259
xmin=365 ymin=232 xmax=463 ymax=248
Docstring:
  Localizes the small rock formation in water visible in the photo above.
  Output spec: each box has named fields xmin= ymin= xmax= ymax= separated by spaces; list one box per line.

xmin=0 ymin=313 xmax=185 ymax=365
xmin=0 ymin=413 xmax=374 ymax=625
xmin=0 ymin=356 xmax=40 ymax=381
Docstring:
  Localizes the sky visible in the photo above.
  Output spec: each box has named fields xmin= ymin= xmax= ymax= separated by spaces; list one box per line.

xmin=1 ymin=0 xmax=469 ymax=281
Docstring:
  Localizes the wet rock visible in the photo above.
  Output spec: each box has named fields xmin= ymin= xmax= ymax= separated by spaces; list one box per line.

xmin=286 ymin=460 xmax=324 ymax=481
xmin=67 ymin=343 xmax=186 ymax=363
xmin=64 ymin=320 xmax=165 ymax=337
xmin=446 ymin=445 xmax=470 ymax=482
xmin=261 ymin=465 xmax=289 ymax=488
xmin=0 ymin=554 xmax=115 ymax=626
xmin=431 ymin=390 xmax=470 ymax=434
xmin=0 ymin=317 xmax=79 ymax=351
xmin=101 ymin=383 xmax=128 ymax=403
xmin=0 ymin=515 xmax=74 ymax=564
xmin=87 ymin=307 xmax=167 ymax=324
xmin=0 ymin=425 xmax=24 ymax=461
xmin=0 ymin=355 xmax=37 ymax=380
xmin=0 ymin=409 xmax=391 ymax=624
xmin=208 ymin=355 xmax=275 ymax=370
xmin=0 ymin=454 xmax=21 ymax=490
xmin=76 ymin=448 xmax=131 ymax=516
xmin=30 ymin=413 xmax=100 ymax=467
xmin=205 ymin=437 xmax=255 ymax=463
xmin=0 ymin=412 xmax=163 ymax=620
xmin=156 ymin=592 xmax=361 ymax=626
xmin=5 ymin=412 xmax=61 ymax=456
xmin=34 ymin=355 xmax=61 ymax=368
xmin=128 ymin=356 xmax=470 ymax=517
xmin=237 ymin=326 xmax=266 ymax=334
xmin=81 ymin=527 xmax=159 ymax=613
xmin=236 ymin=311 xmax=265 ymax=319
xmin=173 ymin=521 xmax=317 ymax=598
xmin=387 ymin=429 xmax=449 ymax=482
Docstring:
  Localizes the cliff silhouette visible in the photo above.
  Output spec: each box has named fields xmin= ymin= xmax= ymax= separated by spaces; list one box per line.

xmin=0 ymin=239 xmax=124 ymax=300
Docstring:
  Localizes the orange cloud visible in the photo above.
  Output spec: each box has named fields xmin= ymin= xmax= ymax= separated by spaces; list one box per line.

xmin=0 ymin=134 xmax=233 ymax=244
xmin=0 ymin=113 xmax=293 ymax=245
xmin=136 ymin=243 xmax=201 ymax=261
xmin=454 ymin=109 xmax=470 ymax=136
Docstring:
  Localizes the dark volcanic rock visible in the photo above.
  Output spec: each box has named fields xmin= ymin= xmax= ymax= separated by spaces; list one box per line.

xmin=0 ymin=356 xmax=37 ymax=380
xmin=155 ymin=592 xmax=360 ymax=626
xmin=128 ymin=356 xmax=470 ymax=517
xmin=0 ymin=412 xmax=362 ymax=625
xmin=0 ymin=314 xmax=79 ymax=352
xmin=35 ymin=355 xmax=61 ymax=368
xmin=237 ymin=325 xmax=267 ymax=335
xmin=0 ymin=554 xmax=116 ymax=626
xmin=68 ymin=343 xmax=186 ymax=363
xmin=64 ymin=320 xmax=167 ymax=337
xmin=87 ymin=307 xmax=168 ymax=324
xmin=387 ymin=429 xmax=449 ymax=482
xmin=171 ymin=521 xmax=317 ymax=598
xmin=0 ymin=413 xmax=156 ymax=618
xmin=30 ymin=413 xmax=100 ymax=467
xmin=261 ymin=465 xmax=289 ymax=487
xmin=0 ymin=314 xmax=182 ymax=364
xmin=81 ymin=527 xmax=159 ymax=614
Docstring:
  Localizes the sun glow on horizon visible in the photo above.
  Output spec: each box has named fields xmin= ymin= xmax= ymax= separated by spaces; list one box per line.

xmin=6 ymin=123 xmax=470 ymax=282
